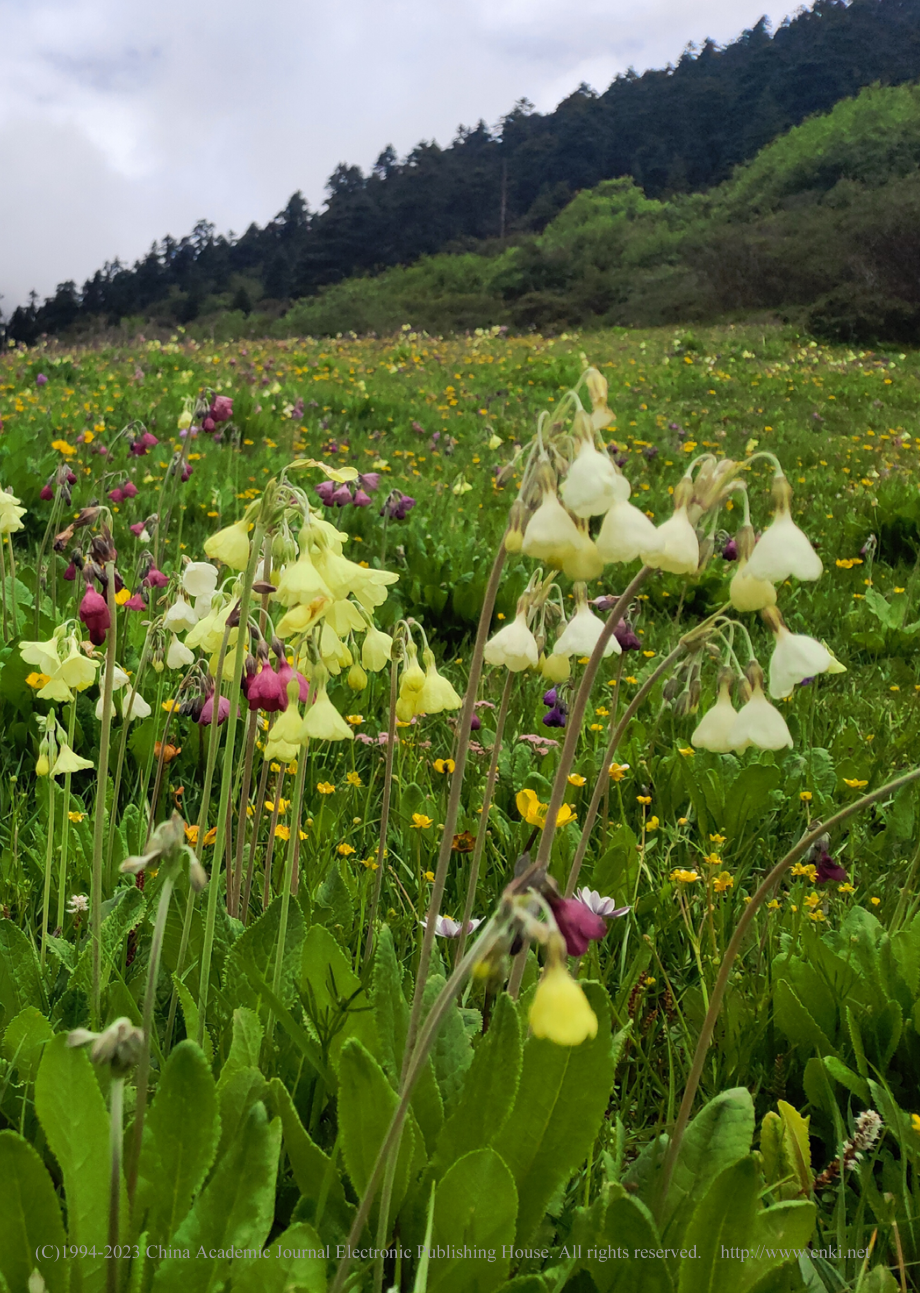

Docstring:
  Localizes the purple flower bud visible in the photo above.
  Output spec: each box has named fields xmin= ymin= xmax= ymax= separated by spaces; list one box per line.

xmin=79 ymin=587 xmax=111 ymax=646
xmin=352 ymin=488 xmax=372 ymax=507
xmin=181 ymin=462 xmax=193 ymax=482
xmin=108 ymin=487 xmax=125 ymax=504
xmin=315 ymin=480 xmax=336 ymax=506
xmin=121 ymin=480 xmax=138 ymax=499
xmin=543 ymin=702 xmax=567 ymax=728
xmin=381 ymin=490 xmax=416 ymax=521
xmin=203 ymin=417 xmax=216 ymax=433
xmin=140 ymin=432 xmax=158 ymax=449
xmin=543 ymin=688 xmax=558 ymax=707
xmin=123 ymin=591 xmax=146 ymax=611
xmin=722 ymin=537 xmax=738 ymax=562
xmin=331 ymin=483 xmax=353 ymax=507
xmin=40 ymin=483 xmax=54 ymax=501
xmin=129 ymin=522 xmax=147 ymax=537
xmin=359 ymin=472 xmax=380 ymax=492
xmin=470 ymin=713 xmax=481 ymax=730
xmin=36 ymin=373 xmax=48 ymax=386
xmin=815 ymin=848 xmax=848 ymax=884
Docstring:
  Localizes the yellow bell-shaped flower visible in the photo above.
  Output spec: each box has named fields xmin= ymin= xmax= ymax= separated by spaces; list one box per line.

xmin=415 ymin=650 xmax=462 ymax=715
xmin=204 ymin=518 xmax=251 ymax=571
xmin=529 ymin=959 xmax=598 ymax=1046
xmin=301 ymin=677 xmax=354 ymax=742
xmin=361 ymin=625 xmax=394 ymax=673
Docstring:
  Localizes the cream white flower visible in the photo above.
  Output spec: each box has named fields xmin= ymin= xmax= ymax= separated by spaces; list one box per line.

xmin=166 ymin=634 xmax=195 ymax=670
xmin=691 ymin=680 xmax=737 ymax=753
xmin=552 ymin=603 xmax=621 ymax=660
xmin=361 ymin=625 xmax=394 ymax=673
xmin=596 ymin=500 xmax=662 ymax=565
xmin=643 ymin=506 xmax=699 ymax=574
xmin=561 ymin=527 xmax=604 ymax=582
xmin=729 ymin=683 xmax=793 ymax=751
xmin=521 ymin=487 xmax=581 ymax=566
xmin=483 ymin=612 xmax=539 ymax=672
xmin=745 ymin=509 xmax=822 ymax=583
xmin=768 ymin=626 xmax=835 ymax=699
xmin=163 ymin=596 xmax=198 ymax=634
xmin=560 ymin=441 xmax=630 ymax=518
xmin=729 ymin=562 xmax=777 ymax=612
xmin=182 ymin=561 xmax=219 ymax=600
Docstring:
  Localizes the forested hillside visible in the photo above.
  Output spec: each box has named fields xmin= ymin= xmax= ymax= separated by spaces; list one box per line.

xmin=7 ymin=0 xmax=920 ymax=342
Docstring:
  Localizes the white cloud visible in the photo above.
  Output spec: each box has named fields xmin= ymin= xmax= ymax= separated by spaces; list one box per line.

xmin=0 ymin=0 xmax=804 ymax=311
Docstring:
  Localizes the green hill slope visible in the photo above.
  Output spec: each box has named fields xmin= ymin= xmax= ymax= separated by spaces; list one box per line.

xmin=271 ymin=80 xmax=920 ymax=343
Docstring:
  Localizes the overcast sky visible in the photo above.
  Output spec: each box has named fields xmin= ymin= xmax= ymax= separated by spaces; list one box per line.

xmin=0 ymin=0 xmax=806 ymax=313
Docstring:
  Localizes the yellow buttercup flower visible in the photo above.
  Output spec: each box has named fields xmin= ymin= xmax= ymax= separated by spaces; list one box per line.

xmin=346 ymin=771 xmax=363 ymax=787
xmin=713 ymin=872 xmax=734 ymax=893
xmin=411 ymin=813 xmax=433 ymax=829
xmin=529 ymin=960 xmax=598 ymax=1047
xmin=337 ymin=843 xmax=356 ymax=856
xmin=317 ymin=781 xmax=336 ymax=795
xmin=567 ymin=774 xmax=586 ymax=787
xmin=434 ymin=758 xmax=456 ymax=774
xmin=843 ymin=778 xmax=868 ymax=790
xmin=608 ymin=762 xmax=630 ymax=782
xmin=515 ymin=789 xmax=576 ymax=830
xmin=670 ymin=869 xmax=700 ymax=884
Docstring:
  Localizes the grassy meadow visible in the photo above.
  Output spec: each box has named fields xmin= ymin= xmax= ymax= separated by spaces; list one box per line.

xmin=1 ymin=322 xmax=920 ymax=1293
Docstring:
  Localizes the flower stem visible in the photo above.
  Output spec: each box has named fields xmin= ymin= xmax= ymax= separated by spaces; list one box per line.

xmin=56 ymin=701 xmax=78 ymax=931
xmin=269 ymin=754 xmax=308 ymax=1040
xmin=108 ymin=1074 xmax=124 ymax=1293
xmin=105 ymin=633 xmax=152 ymax=885
xmin=197 ymin=524 xmax=265 ymax=1042
xmin=564 ymin=642 xmax=687 ymax=897
xmin=91 ymin=562 xmax=118 ymax=1026
xmin=402 ymin=541 xmax=507 ymax=1074
xmin=40 ymin=776 xmax=56 ymax=969
xmin=230 ymin=709 xmax=259 ymax=918
xmin=127 ymin=874 xmax=174 ymax=1207
xmin=456 ymin=669 xmax=515 ymax=964
xmin=654 ymin=764 xmax=920 ymax=1220
xmin=363 ymin=651 xmax=400 ymax=964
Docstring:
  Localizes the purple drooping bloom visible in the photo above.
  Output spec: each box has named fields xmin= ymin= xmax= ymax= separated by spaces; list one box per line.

xmin=315 ymin=480 xmax=336 ymax=505
xmin=381 ymin=490 xmax=416 ymax=521
xmin=613 ymin=620 xmax=642 ymax=651
xmin=543 ymin=687 xmax=558 ymax=707
xmin=352 ymin=488 xmax=372 ymax=507
xmin=543 ymin=702 xmax=568 ymax=729
xmin=211 ymin=396 xmax=233 ymax=422
xmin=198 ymin=693 xmax=232 ymax=726
xmin=123 ymin=591 xmax=146 ymax=611
xmin=108 ymin=487 xmax=124 ymax=504
xmin=331 ymin=483 xmax=353 ymax=507
xmin=143 ymin=563 xmax=168 ymax=589
xmin=79 ymin=587 xmax=111 ymax=646
xmin=547 ymin=892 xmax=608 ymax=957
xmin=36 ymin=373 xmax=48 ymax=386
xmin=469 ymin=713 xmax=481 ymax=731
xmin=722 ymin=537 xmax=738 ymax=562
xmin=815 ymin=848 xmax=848 ymax=885
xmin=40 ymin=483 xmax=54 ymax=501
xmin=358 ymin=472 xmax=380 ymax=493
xmin=121 ymin=480 xmax=138 ymax=499
xmin=246 ymin=665 xmax=286 ymax=713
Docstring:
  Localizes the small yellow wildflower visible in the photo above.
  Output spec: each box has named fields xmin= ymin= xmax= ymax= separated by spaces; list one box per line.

xmin=870 ymin=896 xmax=881 ymax=906
xmin=317 ymin=782 xmax=336 ymax=795
xmin=767 ymin=899 xmax=780 ymax=910
xmin=411 ymin=813 xmax=434 ymax=829
xmin=709 ymin=833 xmax=726 ymax=845
xmin=274 ymin=824 xmax=291 ymax=841
xmin=678 ymin=747 xmax=694 ymax=757
xmin=713 ymin=872 xmax=734 ymax=893
xmin=423 ymin=869 xmax=435 ymax=881
xmin=434 ymin=758 xmax=456 ymax=774
xmin=636 ymin=795 xmax=652 ymax=806
xmin=26 ymin=672 xmax=51 ymax=689
xmin=911 ymin=1114 xmax=920 ymax=1134
xmin=843 ymin=778 xmax=868 ymax=790
xmin=804 ymin=891 xmax=821 ymax=909
xmin=646 ymin=816 xmax=660 ymax=830
xmin=799 ymin=791 xmax=812 ymax=802
xmin=791 ymin=862 xmax=817 ymax=880
xmin=838 ymin=883 xmax=856 ymax=894
xmin=567 ymin=774 xmax=586 ymax=787
xmin=68 ymin=811 xmax=85 ymax=823
xmin=671 ymin=869 xmax=700 ymax=884
xmin=702 ymin=852 xmax=722 ymax=866
xmin=346 ymin=771 xmax=363 ymax=788
xmin=185 ymin=824 xmax=199 ymax=844
xmin=608 ymin=763 xmax=630 ymax=782
xmin=51 ymin=439 xmax=77 ymax=456
xmin=337 ymin=843 xmax=356 ymax=856
xmin=346 ymin=714 xmax=364 ymax=725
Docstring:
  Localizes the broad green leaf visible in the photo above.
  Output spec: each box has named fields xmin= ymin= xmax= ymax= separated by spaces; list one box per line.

xmin=3 ymin=1006 xmax=53 ymax=1083
xmin=371 ymin=924 xmax=409 ymax=1081
xmin=0 ymin=1130 xmax=68 ymax=1293
xmin=134 ymin=1041 xmax=220 ymax=1246
xmin=61 ymin=886 xmax=146 ymax=1018
xmin=856 ymin=1268 xmax=900 ymax=1293
xmin=231 ymin=1221 xmax=327 ymax=1291
xmin=35 ymin=1033 xmax=116 ymax=1293
xmin=493 ymin=984 xmax=619 ymax=1244
xmin=434 ymin=993 xmax=522 ymax=1175
xmin=268 ymin=1077 xmax=354 ymax=1239
xmin=218 ymin=1006 xmax=263 ymax=1088
xmin=301 ymin=926 xmax=376 ymax=1069
xmin=774 ymin=979 xmax=839 ymax=1059
xmin=173 ymin=974 xmax=213 ymax=1066
xmin=721 ymin=764 xmax=781 ymax=839
xmin=216 ymin=1067 xmax=269 ymax=1163
xmin=891 ymin=911 xmax=920 ymax=996
xmin=223 ymin=895 xmax=305 ymax=1016
xmin=427 ymin=1149 xmax=517 ymax=1293
xmin=0 ymin=921 xmax=45 ymax=1029
xmin=664 ymin=1087 xmax=755 ymax=1239
xmin=423 ymin=973 xmax=473 ymax=1113
xmin=152 ymin=1102 xmax=281 ymax=1293
xmin=759 ymin=1103 xmax=812 ymax=1200
xmin=573 ymin=1184 xmax=674 ymax=1293
xmin=337 ymin=1037 xmax=426 ymax=1234
xmin=677 ymin=1156 xmax=815 ymax=1293
xmin=821 ymin=1056 xmax=870 ymax=1104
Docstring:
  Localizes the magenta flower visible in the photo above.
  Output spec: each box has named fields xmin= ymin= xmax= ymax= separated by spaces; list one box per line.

xmin=381 ymin=490 xmax=416 ymax=520
xmin=358 ymin=472 xmax=380 ymax=492
xmin=203 ymin=417 xmax=216 ymax=433
xmin=181 ymin=462 xmax=193 ymax=482
xmin=79 ymin=587 xmax=111 ymax=646
xmin=815 ymin=848 xmax=848 ymax=884
xmin=129 ymin=522 xmax=147 ymax=537
xmin=246 ymin=665 xmax=285 ymax=713
xmin=331 ymin=483 xmax=353 ymax=507
xmin=108 ymin=487 xmax=124 ymax=504
xmin=123 ymin=591 xmax=146 ymax=611
xmin=353 ymin=489 xmax=372 ymax=507
xmin=546 ymin=892 xmax=608 ymax=957
xmin=211 ymin=395 xmax=233 ymax=422
xmin=275 ymin=657 xmax=310 ymax=704
xmin=198 ymin=693 xmax=232 ymax=726
xmin=315 ymin=481 xmax=336 ymax=505
xmin=40 ymin=483 xmax=54 ymax=501
xmin=36 ymin=373 xmax=48 ymax=386
xmin=143 ymin=563 xmax=168 ymax=589
xmin=121 ymin=480 xmax=138 ymax=499
xmin=613 ymin=620 xmax=642 ymax=651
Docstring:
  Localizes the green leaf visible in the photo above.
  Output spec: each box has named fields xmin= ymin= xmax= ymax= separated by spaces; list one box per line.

xmin=821 ymin=1056 xmax=870 ymax=1104
xmin=573 ymin=1184 xmax=674 ymax=1293
xmin=371 ymin=924 xmax=409 ymax=1081
xmin=3 ymin=1006 xmax=54 ymax=1083
xmin=151 ymin=1102 xmax=281 ymax=1293
xmin=423 ymin=974 xmax=474 ymax=1114
xmin=891 ymin=911 xmax=920 ymax=996
xmin=677 ymin=1156 xmax=815 ymax=1293
xmin=231 ymin=1221 xmax=327 ymax=1291
xmin=337 ymin=1037 xmax=426 ymax=1234
xmin=267 ymin=1077 xmax=354 ymax=1239
xmin=774 ymin=979 xmax=839 ymax=1059
xmin=493 ymin=984 xmax=620 ymax=1244
xmin=217 ymin=1067 xmax=269 ymax=1164
xmin=856 ymin=1268 xmax=901 ymax=1293
xmin=721 ymin=764 xmax=781 ymax=839
xmin=218 ymin=1006 xmax=263 ymax=1088
xmin=134 ymin=1041 xmax=220 ymax=1246
xmin=0 ymin=1130 xmax=68 ymax=1293
xmin=35 ymin=1033 xmax=115 ymax=1293
xmin=224 ymin=895 xmax=305 ymax=1016
xmin=172 ymin=974 xmax=213 ymax=1066
xmin=301 ymin=926 xmax=376 ymax=1070
xmin=61 ymin=886 xmax=146 ymax=1019
xmin=434 ymin=994 xmax=522 ymax=1175
xmin=759 ymin=1102 xmax=812 ymax=1200
xmin=0 ymin=921 xmax=45 ymax=1028
xmin=426 ymin=1149 xmax=518 ymax=1293
xmin=661 ymin=1087 xmax=754 ymax=1241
